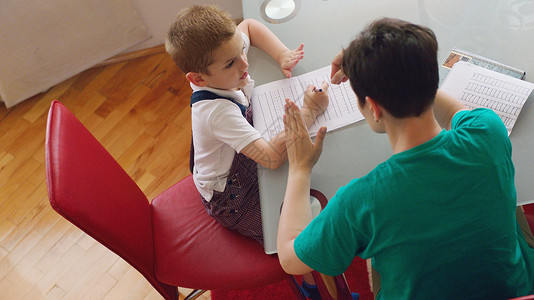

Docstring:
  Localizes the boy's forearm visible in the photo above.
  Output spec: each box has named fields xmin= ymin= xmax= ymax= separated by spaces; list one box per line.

xmin=433 ymin=89 xmax=468 ymax=129
xmin=301 ymin=107 xmax=320 ymax=128
xmin=267 ymin=131 xmax=288 ymax=168
xmin=241 ymin=134 xmax=287 ymax=170
xmin=243 ymin=109 xmax=321 ymax=170
xmin=239 ymin=19 xmax=289 ymax=65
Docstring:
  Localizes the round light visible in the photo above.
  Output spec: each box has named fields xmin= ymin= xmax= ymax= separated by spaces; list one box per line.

xmin=260 ymin=0 xmax=301 ymax=24
xmin=265 ymin=0 xmax=295 ymax=19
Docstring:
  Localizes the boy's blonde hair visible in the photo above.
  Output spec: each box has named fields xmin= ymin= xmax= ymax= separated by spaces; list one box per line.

xmin=165 ymin=5 xmax=236 ymax=75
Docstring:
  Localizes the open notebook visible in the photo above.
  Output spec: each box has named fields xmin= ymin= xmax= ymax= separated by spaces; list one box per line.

xmin=440 ymin=61 xmax=534 ymax=135
xmin=251 ymin=65 xmax=364 ymax=140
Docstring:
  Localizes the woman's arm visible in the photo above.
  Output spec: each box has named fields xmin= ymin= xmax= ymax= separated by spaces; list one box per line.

xmin=277 ymin=99 xmax=326 ymax=274
xmin=433 ymin=89 xmax=468 ymax=129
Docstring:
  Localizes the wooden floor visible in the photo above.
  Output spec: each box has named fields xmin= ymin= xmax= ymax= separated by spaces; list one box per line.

xmin=0 ymin=52 xmax=211 ymax=299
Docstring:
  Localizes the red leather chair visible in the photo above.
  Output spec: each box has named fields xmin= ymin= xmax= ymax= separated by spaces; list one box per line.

xmin=515 ymin=204 xmax=534 ymax=300
xmin=522 ymin=204 xmax=534 ymax=235
xmin=45 ymin=100 xmax=305 ymax=299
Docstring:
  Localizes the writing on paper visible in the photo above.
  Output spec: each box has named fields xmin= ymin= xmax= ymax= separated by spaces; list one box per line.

xmin=251 ymin=66 xmax=364 ymax=140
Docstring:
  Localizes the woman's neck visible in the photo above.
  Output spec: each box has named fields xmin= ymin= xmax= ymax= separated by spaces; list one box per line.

xmin=384 ymin=108 xmax=443 ymax=154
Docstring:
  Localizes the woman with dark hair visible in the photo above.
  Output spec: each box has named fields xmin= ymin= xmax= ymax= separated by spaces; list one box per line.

xmin=278 ymin=18 xmax=534 ymax=299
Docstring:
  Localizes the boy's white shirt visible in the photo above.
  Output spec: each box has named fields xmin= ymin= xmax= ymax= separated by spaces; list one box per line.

xmin=190 ymin=32 xmax=261 ymax=201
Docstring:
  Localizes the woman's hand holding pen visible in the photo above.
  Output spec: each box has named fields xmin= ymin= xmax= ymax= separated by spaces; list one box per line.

xmin=284 ymin=99 xmax=326 ymax=175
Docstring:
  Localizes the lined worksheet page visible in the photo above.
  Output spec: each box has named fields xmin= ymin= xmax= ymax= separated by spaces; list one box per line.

xmin=441 ymin=61 xmax=534 ymax=135
xmin=251 ymin=66 xmax=363 ymax=140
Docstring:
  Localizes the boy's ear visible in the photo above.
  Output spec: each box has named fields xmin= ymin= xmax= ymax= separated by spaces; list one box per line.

xmin=186 ymin=72 xmax=208 ymax=87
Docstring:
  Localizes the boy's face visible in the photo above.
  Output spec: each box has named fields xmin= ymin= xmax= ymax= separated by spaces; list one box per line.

xmin=201 ymin=29 xmax=249 ymax=90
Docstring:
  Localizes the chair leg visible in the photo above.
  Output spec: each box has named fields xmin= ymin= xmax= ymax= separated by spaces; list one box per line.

xmin=312 ymin=271 xmax=353 ymax=300
xmin=184 ymin=289 xmax=206 ymax=300
xmin=287 ymin=275 xmax=307 ymax=299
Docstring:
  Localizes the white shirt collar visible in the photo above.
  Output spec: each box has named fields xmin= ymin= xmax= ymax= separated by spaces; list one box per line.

xmin=190 ymin=77 xmax=254 ymax=106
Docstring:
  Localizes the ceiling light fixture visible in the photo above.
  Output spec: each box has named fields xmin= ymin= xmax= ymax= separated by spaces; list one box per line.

xmin=260 ymin=0 xmax=301 ymax=24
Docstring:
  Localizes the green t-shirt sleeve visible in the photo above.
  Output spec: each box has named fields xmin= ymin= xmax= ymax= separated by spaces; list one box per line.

xmin=452 ymin=108 xmax=511 ymax=156
xmin=452 ymin=108 xmax=508 ymax=137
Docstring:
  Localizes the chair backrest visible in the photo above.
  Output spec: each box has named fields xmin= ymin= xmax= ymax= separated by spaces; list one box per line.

xmin=45 ymin=100 xmax=177 ymax=299
xmin=522 ymin=203 xmax=534 ymax=234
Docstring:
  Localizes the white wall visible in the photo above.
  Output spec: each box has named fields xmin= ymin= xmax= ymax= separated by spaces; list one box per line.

xmin=128 ymin=0 xmax=243 ymax=51
xmin=0 ymin=0 xmax=243 ymax=107
xmin=0 ymin=0 xmax=152 ymax=107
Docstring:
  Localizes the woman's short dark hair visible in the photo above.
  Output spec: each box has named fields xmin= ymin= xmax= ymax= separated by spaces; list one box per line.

xmin=342 ymin=18 xmax=439 ymax=118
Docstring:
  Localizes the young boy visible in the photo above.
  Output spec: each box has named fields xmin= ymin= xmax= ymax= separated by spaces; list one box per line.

xmin=165 ymin=5 xmax=329 ymax=244
xmin=279 ymin=18 xmax=534 ymax=299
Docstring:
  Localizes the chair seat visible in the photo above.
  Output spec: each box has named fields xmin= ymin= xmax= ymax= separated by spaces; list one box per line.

xmin=151 ymin=175 xmax=288 ymax=291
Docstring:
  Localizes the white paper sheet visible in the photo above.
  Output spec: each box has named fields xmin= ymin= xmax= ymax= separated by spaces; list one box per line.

xmin=441 ymin=61 xmax=534 ymax=135
xmin=251 ymin=66 xmax=363 ymax=140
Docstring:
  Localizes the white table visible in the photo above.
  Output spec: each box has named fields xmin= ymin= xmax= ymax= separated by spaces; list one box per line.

xmin=243 ymin=0 xmax=534 ymax=254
